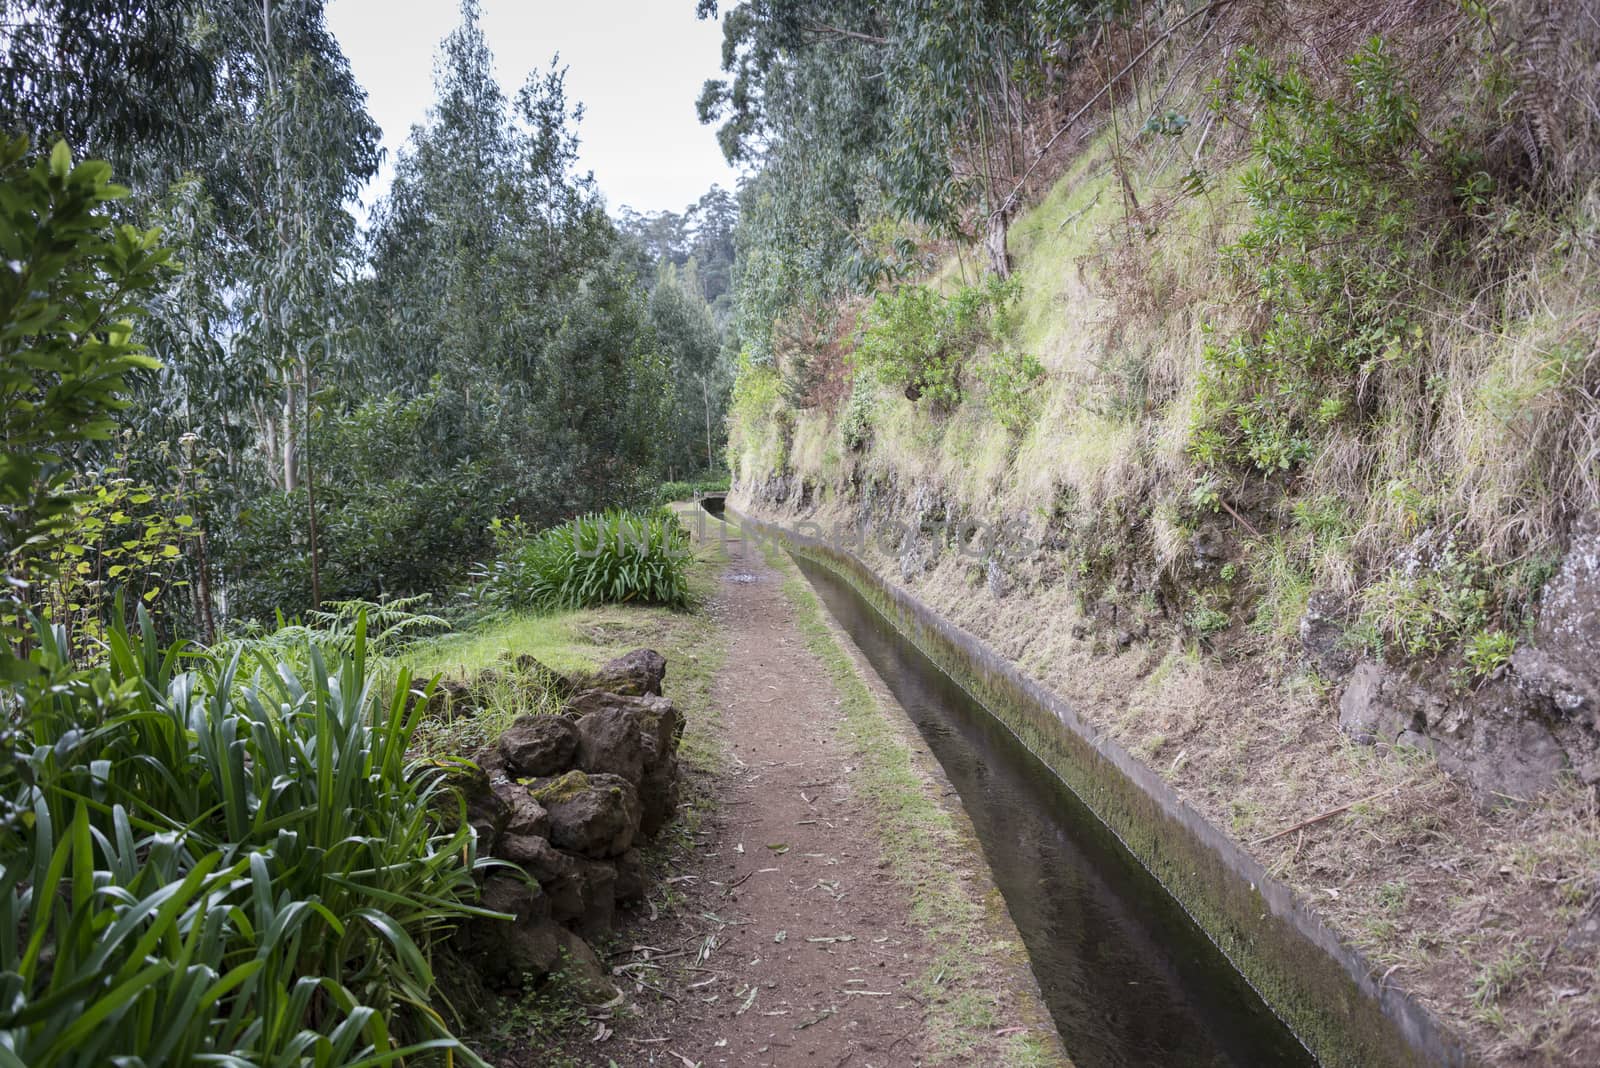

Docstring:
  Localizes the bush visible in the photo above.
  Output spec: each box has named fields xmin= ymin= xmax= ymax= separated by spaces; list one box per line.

xmin=975 ymin=348 xmax=1046 ymax=434
xmin=839 ymin=378 xmax=878 ymax=452
xmin=1188 ymin=38 xmax=1468 ymax=474
xmin=0 ymin=609 xmax=488 ymax=1065
xmin=476 ymin=509 xmax=692 ymax=614
xmin=852 ymin=278 xmax=1020 ymax=412
xmin=224 ymin=389 xmax=512 ymax=622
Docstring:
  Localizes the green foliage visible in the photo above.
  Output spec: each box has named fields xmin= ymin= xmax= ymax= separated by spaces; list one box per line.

xmin=853 ymin=278 xmax=1020 ymax=413
xmin=218 ymin=594 xmax=450 ymax=666
xmin=0 ymin=137 xmax=170 ymax=607
xmin=1188 ymin=39 xmax=1466 ymax=473
xmin=975 ymin=349 xmax=1047 ymax=434
xmin=1360 ymin=541 xmax=1496 ymax=659
xmin=840 ymin=378 xmax=878 ymax=452
xmin=28 ymin=463 xmax=200 ymax=650
xmin=1186 ymin=603 xmax=1231 ymax=637
xmin=476 ymin=510 xmax=692 ymax=615
xmin=653 ymin=477 xmax=730 ymax=507
xmin=648 ymin=270 xmax=734 ymax=479
xmin=726 ymin=353 xmax=789 ymax=476
xmin=0 ymin=610 xmax=488 ymax=1064
xmin=1463 ymin=628 xmax=1517 ymax=678
xmin=700 ymin=1 xmax=1090 ymax=354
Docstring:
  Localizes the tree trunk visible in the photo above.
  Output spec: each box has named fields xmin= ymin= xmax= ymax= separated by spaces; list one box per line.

xmin=985 ymin=210 xmax=1012 ymax=278
xmin=281 ymin=385 xmax=298 ymax=492
xmin=702 ymin=374 xmax=713 ymax=472
xmin=304 ymin=350 xmax=320 ymax=609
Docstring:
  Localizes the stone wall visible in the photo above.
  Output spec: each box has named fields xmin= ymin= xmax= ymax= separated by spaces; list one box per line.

xmin=445 ymin=648 xmax=683 ymax=993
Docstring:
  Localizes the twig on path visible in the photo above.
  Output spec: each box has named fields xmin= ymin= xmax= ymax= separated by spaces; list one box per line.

xmin=795 ymin=1007 xmax=837 ymax=1031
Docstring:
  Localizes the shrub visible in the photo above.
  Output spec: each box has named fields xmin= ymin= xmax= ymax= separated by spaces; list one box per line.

xmin=851 ymin=277 xmax=1019 ymax=413
xmin=975 ymin=348 xmax=1047 ymax=434
xmin=0 ymin=137 xmax=171 ymax=638
xmin=1188 ymin=38 xmax=1469 ymax=474
xmin=224 ymin=388 xmax=509 ymax=623
xmin=839 ymin=378 xmax=878 ymax=452
xmin=476 ymin=508 xmax=692 ymax=614
xmin=0 ymin=609 xmax=489 ymax=1065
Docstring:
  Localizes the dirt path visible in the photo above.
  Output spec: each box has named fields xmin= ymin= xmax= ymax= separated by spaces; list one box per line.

xmin=483 ymin=513 xmax=1062 ymax=1067
xmin=604 ymin=549 xmax=936 ymax=1066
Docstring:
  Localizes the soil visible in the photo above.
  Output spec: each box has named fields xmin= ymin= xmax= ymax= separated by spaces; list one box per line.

xmin=488 ymin=542 xmax=1045 ymax=1066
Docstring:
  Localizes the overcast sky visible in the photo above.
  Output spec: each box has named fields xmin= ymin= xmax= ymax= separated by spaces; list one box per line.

xmin=326 ymin=0 xmax=744 ymax=219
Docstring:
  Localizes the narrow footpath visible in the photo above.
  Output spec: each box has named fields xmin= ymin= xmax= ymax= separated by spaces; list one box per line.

xmin=565 ymin=526 xmax=1061 ymax=1067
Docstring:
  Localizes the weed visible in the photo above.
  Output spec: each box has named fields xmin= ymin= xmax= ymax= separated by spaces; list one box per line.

xmin=1188 ymin=39 xmax=1472 ymax=475
xmin=1377 ymin=879 xmax=1411 ymax=912
xmin=1463 ymin=628 xmax=1517 ymax=677
xmin=1360 ymin=541 xmax=1495 ymax=659
xmin=1187 ymin=604 xmax=1230 ymax=636
xmin=840 ymin=377 xmax=879 ymax=451
xmin=1472 ymin=941 xmax=1536 ymax=1010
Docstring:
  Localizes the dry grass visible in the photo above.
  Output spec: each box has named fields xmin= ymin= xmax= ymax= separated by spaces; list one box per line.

xmin=743 ymin=483 xmax=1600 ymax=1063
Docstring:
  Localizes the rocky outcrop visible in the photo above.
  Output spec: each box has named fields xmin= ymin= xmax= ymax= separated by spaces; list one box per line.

xmin=1338 ymin=513 xmax=1600 ymax=802
xmin=447 ymin=648 xmax=683 ymax=992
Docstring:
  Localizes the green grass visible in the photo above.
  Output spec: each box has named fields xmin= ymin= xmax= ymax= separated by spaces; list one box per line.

xmin=406 ymin=510 xmax=729 ymax=772
xmin=763 ymin=542 xmax=1066 ymax=1067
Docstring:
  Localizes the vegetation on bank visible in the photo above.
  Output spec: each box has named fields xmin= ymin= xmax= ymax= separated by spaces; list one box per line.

xmin=714 ymin=2 xmax=1599 ymax=1060
xmin=721 ymin=3 xmax=1598 ymax=686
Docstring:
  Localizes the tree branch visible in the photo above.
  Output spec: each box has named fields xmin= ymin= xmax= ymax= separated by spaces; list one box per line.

xmin=805 ymin=23 xmax=890 ymax=47
xmin=996 ymin=0 xmax=1235 ymax=221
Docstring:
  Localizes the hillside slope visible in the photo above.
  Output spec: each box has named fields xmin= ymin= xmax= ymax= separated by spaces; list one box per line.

xmin=726 ymin=4 xmax=1600 ymax=1063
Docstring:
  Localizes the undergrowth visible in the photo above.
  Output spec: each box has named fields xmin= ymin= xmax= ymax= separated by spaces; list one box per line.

xmin=0 ymin=609 xmax=488 ymax=1064
xmin=474 ymin=509 xmax=691 ymax=615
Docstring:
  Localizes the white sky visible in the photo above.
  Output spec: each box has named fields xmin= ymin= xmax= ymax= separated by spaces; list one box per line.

xmin=326 ymin=0 xmax=744 ymax=218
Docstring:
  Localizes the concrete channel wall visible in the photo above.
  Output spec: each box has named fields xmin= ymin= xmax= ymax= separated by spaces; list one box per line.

xmin=720 ymin=500 xmax=1474 ymax=1068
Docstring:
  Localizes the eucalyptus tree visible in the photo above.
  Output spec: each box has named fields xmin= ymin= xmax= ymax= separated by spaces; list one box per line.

xmin=357 ymin=0 xmax=671 ymax=544
xmin=697 ymin=0 xmax=1096 ymax=359
xmin=0 ymin=0 xmax=215 ymax=182
xmin=143 ymin=0 xmax=377 ymax=613
xmin=649 ymin=266 xmax=729 ymax=478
